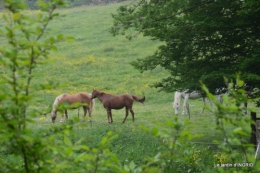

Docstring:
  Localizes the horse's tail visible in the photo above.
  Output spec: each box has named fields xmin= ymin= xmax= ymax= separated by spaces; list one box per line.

xmin=132 ymin=95 xmax=145 ymax=103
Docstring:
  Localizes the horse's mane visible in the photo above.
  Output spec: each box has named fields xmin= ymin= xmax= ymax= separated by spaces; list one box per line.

xmin=53 ymin=94 xmax=65 ymax=110
xmin=100 ymin=92 xmax=115 ymax=98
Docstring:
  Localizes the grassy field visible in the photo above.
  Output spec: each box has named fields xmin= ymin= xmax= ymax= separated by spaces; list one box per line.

xmin=30 ymin=3 xmax=224 ymax=140
xmin=1 ymin=2 xmax=259 ymax=172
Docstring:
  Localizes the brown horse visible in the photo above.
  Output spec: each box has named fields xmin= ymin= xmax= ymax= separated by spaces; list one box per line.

xmin=50 ymin=92 xmax=95 ymax=123
xmin=91 ymin=89 xmax=145 ymax=124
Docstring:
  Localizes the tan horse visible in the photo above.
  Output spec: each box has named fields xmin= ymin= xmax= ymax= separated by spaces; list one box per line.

xmin=91 ymin=89 xmax=145 ymax=124
xmin=50 ymin=92 xmax=95 ymax=123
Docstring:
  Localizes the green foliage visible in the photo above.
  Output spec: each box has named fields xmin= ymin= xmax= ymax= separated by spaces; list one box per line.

xmin=128 ymin=77 xmax=260 ymax=173
xmin=0 ymin=1 xmax=124 ymax=172
xmin=138 ymin=118 xmax=203 ymax=172
xmin=202 ymin=78 xmax=260 ymax=172
xmin=0 ymin=0 xmax=68 ymax=172
xmin=111 ymin=0 xmax=260 ymax=93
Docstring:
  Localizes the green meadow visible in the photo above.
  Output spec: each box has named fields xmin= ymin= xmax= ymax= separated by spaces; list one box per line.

xmin=1 ymin=2 xmax=259 ymax=172
xmin=32 ymin=4 xmax=221 ymax=140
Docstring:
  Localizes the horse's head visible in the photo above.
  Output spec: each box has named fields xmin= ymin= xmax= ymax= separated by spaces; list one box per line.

xmin=91 ymin=89 xmax=100 ymax=99
xmin=50 ymin=110 xmax=57 ymax=123
xmin=173 ymin=91 xmax=181 ymax=114
xmin=173 ymin=102 xmax=180 ymax=114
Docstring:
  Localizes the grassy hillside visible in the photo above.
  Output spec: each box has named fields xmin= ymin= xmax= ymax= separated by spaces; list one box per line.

xmin=33 ymin=4 xmax=167 ymax=102
xmin=28 ymin=2 xmax=222 ymax=135
xmin=1 ymin=2 xmax=258 ymax=171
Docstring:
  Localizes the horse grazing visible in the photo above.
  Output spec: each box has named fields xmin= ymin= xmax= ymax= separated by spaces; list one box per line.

xmin=50 ymin=92 xmax=95 ymax=123
xmin=172 ymin=90 xmax=209 ymax=119
xmin=91 ymin=89 xmax=145 ymax=124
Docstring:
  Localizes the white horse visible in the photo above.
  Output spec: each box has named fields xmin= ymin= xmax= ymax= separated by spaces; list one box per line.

xmin=215 ymin=87 xmax=228 ymax=104
xmin=172 ymin=90 xmax=208 ymax=119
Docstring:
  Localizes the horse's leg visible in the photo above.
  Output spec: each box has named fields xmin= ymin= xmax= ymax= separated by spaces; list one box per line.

xmin=130 ymin=109 xmax=134 ymax=123
xmin=122 ymin=108 xmax=129 ymax=124
xmin=110 ymin=110 xmax=113 ymax=123
xmin=182 ymin=99 xmax=186 ymax=115
xmin=106 ymin=110 xmax=111 ymax=124
xmin=182 ymin=95 xmax=188 ymax=115
xmin=201 ymin=97 xmax=206 ymax=114
xmin=87 ymin=106 xmax=92 ymax=127
xmin=87 ymin=106 xmax=92 ymax=122
xmin=209 ymin=98 xmax=213 ymax=110
xmin=60 ymin=113 xmax=63 ymax=123
xmin=186 ymin=102 xmax=190 ymax=119
xmin=82 ymin=106 xmax=87 ymax=122
xmin=88 ymin=107 xmax=92 ymax=118
xmin=182 ymin=93 xmax=190 ymax=118
xmin=65 ymin=109 xmax=68 ymax=122
xmin=60 ymin=109 xmax=67 ymax=123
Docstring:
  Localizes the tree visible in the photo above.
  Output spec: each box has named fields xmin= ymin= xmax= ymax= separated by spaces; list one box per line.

xmin=110 ymin=0 xmax=260 ymax=93
xmin=0 ymin=0 xmax=68 ymax=172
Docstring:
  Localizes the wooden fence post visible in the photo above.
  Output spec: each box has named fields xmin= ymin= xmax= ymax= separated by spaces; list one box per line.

xmin=250 ymin=112 xmax=257 ymax=151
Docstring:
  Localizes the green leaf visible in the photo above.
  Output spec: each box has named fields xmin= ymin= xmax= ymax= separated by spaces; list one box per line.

xmin=65 ymin=147 xmax=73 ymax=156
xmin=101 ymin=137 xmax=108 ymax=145
xmin=64 ymin=135 xmax=72 ymax=146
xmin=238 ymin=81 xmax=244 ymax=88
xmin=233 ymin=127 xmax=247 ymax=136
xmin=80 ymin=145 xmax=90 ymax=151
xmin=57 ymin=34 xmax=64 ymax=40
xmin=129 ymin=161 xmax=136 ymax=170
xmin=13 ymin=13 xmax=21 ymax=21
xmin=66 ymin=36 xmax=75 ymax=42
xmin=151 ymin=128 xmax=158 ymax=136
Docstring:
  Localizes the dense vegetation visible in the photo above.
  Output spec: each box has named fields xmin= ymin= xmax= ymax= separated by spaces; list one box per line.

xmin=0 ymin=0 xmax=259 ymax=172
xmin=111 ymin=0 xmax=260 ymax=94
